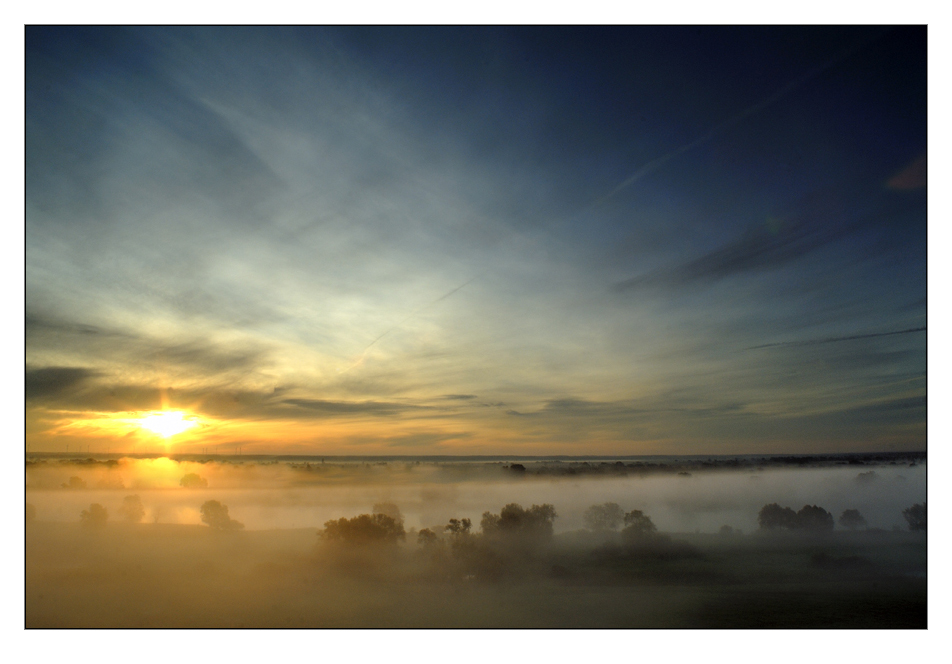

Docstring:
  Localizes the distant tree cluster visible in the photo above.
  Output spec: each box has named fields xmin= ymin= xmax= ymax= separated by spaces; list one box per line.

xmin=322 ymin=513 xmax=405 ymax=544
xmin=758 ymin=503 xmax=834 ymax=532
xmin=200 ymin=500 xmax=244 ymax=530
xmin=480 ymin=503 xmax=557 ymax=541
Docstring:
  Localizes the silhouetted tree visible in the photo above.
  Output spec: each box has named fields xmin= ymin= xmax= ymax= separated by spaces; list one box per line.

xmin=26 ymin=503 xmax=36 ymax=522
xmin=372 ymin=502 xmax=404 ymax=527
xmin=902 ymin=503 xmax=926 ymax=531
xmin=838 ymin=509 xmax=867 ymax=530
xmin=758 ymin=503 xmax=798 ymax=530
xmin=621 ymin=509 xmax=657 ymax=540
xmin=417 ymin=528 xmax=439 ymax=547
xmin=322 ymin=513 xmax=405 ymax=544
xmin=118 ymin=495 xmax=145 ymax=522
xmin=200 ymin=500 xmax=244 ymax=530
xmin=795 ymin=505 xmax=835 ymax=532
xmin=80 ymin=503 xmax=108 ymax=527
xmin=63 ymin=476 xmax=86 ymax=489
xmin=445 ymin=517 xmax=472 ymax=537
xmin=180 ymin=473 xmax=208 ymax=489
xmin=583 ymin=502 xmax=625 ymax=531
xmin=481 ymin=503 xmax=557 ymax=540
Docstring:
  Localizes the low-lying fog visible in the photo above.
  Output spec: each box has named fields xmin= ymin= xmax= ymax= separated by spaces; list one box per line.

xmin=26 ymin=458 xmax=926 ymax=533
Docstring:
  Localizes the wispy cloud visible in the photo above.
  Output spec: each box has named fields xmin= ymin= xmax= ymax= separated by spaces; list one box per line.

xmin=746 ymin=326 xmax=926 ymax=350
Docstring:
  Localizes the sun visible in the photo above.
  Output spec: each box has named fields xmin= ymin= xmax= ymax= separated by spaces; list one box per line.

xmin=138 ymin=411 xmax=199 ymax=438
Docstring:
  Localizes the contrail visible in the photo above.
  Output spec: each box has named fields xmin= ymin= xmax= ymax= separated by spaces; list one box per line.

xmin=746 ymin=326 xmax=925 ymax=350
xmin=338 ymin=273 xmax=484 ymax=375
xmin=589 ymin=28 xmax=891 ymax=210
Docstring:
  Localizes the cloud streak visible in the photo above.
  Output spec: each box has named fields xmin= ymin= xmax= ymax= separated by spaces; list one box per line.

xmin=746 ymin=327 xmax=926 ymax=350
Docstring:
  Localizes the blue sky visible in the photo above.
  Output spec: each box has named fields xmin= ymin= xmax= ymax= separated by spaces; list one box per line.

xmin=25 ymin=26 xmax=926 ymax=455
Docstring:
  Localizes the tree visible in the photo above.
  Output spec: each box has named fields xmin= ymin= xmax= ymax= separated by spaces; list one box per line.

xmin=481 ymin=503 xmax=557 ymax=538
xmin=621 ymin=509 xmax=657 ymax=539
xmin=322 ymin=513 xmax=405 ymax=545
xmin=445 ymin=518 xmax=472 ymax=537
xmin=118 ymin=495 xmax=145 ymax=523
xmin=180 ymin=473 xmax=208 ymax=489
xmin=838 ymin=509 xmax=867 ymax=530
xmin=63 ymin=476 xmax=86 ymax=489
xmin=758 ymin=503 xmax=798 ymax=530
xmin=902 ymin=503 xmax=926 ymax=532
xmin=80 ymin=503 xmax=108 ymax=527
xmin=372 ymin=502 xmax=404 ymax=527
xmin=583 ymin=502 xmax=625 ymax=531
xmin=795 ymin=505 xmax=834 ymax=532
xmin=417 ymin=528 xmax=439 ymax=547
xmin=200 ymin=500 xmax=244 ymax=530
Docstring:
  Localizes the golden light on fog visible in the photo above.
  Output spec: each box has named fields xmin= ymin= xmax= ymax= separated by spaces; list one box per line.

xmin=138 ymin=411 xmax=199 ymax=438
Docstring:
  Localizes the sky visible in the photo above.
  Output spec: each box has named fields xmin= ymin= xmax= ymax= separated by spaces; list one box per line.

xmin=24 ymin=26 xmax=927 ymax=456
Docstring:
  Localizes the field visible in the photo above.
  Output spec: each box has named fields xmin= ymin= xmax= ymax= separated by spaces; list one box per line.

xmin=25 ymin=454 xmax=926 ymax=629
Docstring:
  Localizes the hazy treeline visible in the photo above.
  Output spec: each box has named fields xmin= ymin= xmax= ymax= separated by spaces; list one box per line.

xmin=25 ymin=457 xmax=927 ymax=628
xmin=25 ymin=456 xmax=927 ymax=533
xmin=26 ymin=487 xmax=927 ymax=627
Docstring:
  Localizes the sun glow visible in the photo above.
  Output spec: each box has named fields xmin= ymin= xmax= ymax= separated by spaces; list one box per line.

xmin=138 ymin=411 xmax=199 ymax=438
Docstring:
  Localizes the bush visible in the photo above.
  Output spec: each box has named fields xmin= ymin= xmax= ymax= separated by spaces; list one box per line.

xmin=322 ymin=513 xmax=405 ymax=545
xmin=200 ymin=500 xmax=244 ymax=530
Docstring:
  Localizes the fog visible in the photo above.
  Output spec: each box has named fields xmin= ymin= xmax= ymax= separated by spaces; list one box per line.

xmin=26 ymin=457 xmax=925 ymax=533
xmin=25 ymin=455 xmax=926 ymax=628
